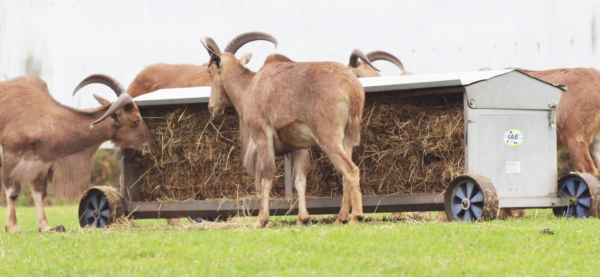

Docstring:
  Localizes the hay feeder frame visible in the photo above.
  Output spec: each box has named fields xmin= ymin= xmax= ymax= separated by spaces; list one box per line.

xmin=79 ymin=69 xmax=600 ymax=226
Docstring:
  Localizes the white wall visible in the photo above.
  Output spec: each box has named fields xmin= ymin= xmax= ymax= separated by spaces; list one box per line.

xmin=1 ymin=0 xmax=599 ymax=109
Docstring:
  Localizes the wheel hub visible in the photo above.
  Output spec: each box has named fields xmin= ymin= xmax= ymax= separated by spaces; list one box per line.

xmin=93 ymin=209 xmax=101 ymax=219
xmin=461 ymin=198 xmax=471 ymax=210
xmin=568 ymin=197 xmax=578 ymax=206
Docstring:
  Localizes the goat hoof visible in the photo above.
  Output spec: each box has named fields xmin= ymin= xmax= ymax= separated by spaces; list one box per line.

xmin=5 ymin=225 xmax=21 ymax=234
xmin=334 ymin=218 xmax=348 ymax=225
xmin=335 ymin=213 xmax=350 ymax=225
xmin=253 ymin=220 xmax=267 ymax=229
xmin=297 ymin=217 xmax=311 ymax=227
xmin=167 ymin=218 xmax=182 ymax=226
xmin=51 ymin=225 xmax=66 ymax=232
xmin=349 ymin=215 xmax=364 ymax=225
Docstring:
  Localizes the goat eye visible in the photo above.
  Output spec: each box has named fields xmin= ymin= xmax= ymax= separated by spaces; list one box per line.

xmin=133 ymin=120 xmax=140 ymax=126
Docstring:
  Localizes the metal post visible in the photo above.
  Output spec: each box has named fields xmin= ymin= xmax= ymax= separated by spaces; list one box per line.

xmin=284 ymin=153 xmax=293 ymax=202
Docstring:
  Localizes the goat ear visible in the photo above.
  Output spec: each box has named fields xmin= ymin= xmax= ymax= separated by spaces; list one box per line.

xmin=210 ymin=53 xmax=222 ymax=69
xmin=93 ymin=94 xmax=111 ymax=106
xmin=239 ymin=53 xmax=252 ymax=65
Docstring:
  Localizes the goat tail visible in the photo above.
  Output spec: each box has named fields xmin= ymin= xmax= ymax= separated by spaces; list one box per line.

xmin=347 ymin=101 xmax=363 ymax=146
xmin=347 ymin=116 xmax=361 ymax=146
xmin=346 ymin=82 xmax=365 ymax=146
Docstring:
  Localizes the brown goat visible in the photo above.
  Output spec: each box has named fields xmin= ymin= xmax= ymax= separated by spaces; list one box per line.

xmin=0 ymin=75 xmax=152 ymax=233
xmin=241 ymin=51 xmax=377 ymax=226
xmin=202 ymin=36 xmax=367 ymax=228
xmin=519 ymin=68 xmax=600 ymax=177
xmin=348 ymin=50 xmax=437 ymax=220
xmin=240 ymin=49 xmax=370 ymax=226
xmin=127 ymin=32 xmax=279 ymax=226
xmin=127 ymin=54 xmax=252 ymax=98
xmin=349 ymin=50 xmax=414 ymax=77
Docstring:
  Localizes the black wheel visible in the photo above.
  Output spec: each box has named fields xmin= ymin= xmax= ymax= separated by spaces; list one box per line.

xmin=78 ymin=186 xmax=125 ymax=228
xmin=553 ymin=173 xmax=600 ymax=218
xmin=444 ymin=174 xmax=499 ymax=222
xmin=194 ymin=217 xmax=218 ymax=223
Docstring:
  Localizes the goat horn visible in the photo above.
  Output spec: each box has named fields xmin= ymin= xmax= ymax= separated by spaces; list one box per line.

xmin=73 ymin=74 xmax=126 ymax=97
xmin=92 ymin=93 xmax=135 ymax=125
xmin=200 ymin=37 xmax=221 ymax=55
xmin=366 ymin=51 xmax=405 ymax=72
xmin=349 ymin=49 xmax=379 ymax=72
xmin=223 ymin=32 xmax=278 ymax=54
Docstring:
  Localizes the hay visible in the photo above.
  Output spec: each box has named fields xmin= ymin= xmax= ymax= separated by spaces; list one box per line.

xmin=307 ymin=94 xmax=464 ymax=196
xmin=135 ymin=94 xmax=464 ymax=201
xmin=134 ymin=106 xmax=286 ymax=201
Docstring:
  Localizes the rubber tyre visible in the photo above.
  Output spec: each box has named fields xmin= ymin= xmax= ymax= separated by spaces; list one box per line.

xmin=552 ymin=173 xmax=600 ymax=218
xmin=444 ymin=174 xmax=499 ymax=222
xmin=78 ymin=186 xmax=125 ymax=228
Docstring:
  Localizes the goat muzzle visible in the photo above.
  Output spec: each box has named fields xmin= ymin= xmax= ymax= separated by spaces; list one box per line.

xmin=142 ymin=144 xmax=152 ymax=156
xmin=208 ymin=105 xmax=223 ymax=117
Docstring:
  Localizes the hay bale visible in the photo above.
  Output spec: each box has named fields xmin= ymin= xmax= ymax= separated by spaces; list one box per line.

xmin=135 ymin=94 xmax=464 ymax=201
xmin=134 ymin=106 xmax=286 ymax=201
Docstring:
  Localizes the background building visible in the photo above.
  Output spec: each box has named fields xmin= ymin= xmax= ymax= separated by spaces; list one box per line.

xmin=1 ymin=0 xmax=598 ymax=110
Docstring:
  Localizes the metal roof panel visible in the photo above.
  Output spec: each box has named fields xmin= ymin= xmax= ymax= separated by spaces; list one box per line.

xmin=133 ymin=69 xmax=565 ymax=107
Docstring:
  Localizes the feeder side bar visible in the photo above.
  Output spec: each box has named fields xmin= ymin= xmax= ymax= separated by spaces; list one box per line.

xmin=124 ymin=193 xmax=446 ymax=219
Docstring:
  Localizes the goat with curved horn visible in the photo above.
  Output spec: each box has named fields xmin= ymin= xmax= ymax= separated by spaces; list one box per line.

xmin=73 ymin=74 xmax=126 ymax=96
xmin=0 ymin=74 xmax=153 ymax=233
xmin=202 ymin=34 xmax=366 ymax=229
xmin=349 ymin=49 xmax=412 ymax=78
xmin=128 ymin=32 xmax=280 ymax=226
xmin=128 ymin=32 xmax=277 ymax=99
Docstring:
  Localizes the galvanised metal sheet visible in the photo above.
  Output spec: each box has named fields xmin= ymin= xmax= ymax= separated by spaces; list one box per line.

xmin=359 ymin=69 xmax=512 ymax=92
xmin=465 ymin=70 xmax=564 ymax=110
xmin=133 ymin=69 xmax=563 ymax=108
xmin=134 ymin=86 xmax=211 ymax=107
xmin=465 ymin=108 xmax=558 ymax=208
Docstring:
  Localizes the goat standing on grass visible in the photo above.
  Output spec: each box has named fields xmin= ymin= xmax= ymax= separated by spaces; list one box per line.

xmin=240 ymin=49 xmax=376 ymax=226
xmin=201 ymin=36 xmax=367 ymax=228
xmin=0 ymin=75 xmax=153 ymax=233
xmin=348 ymin=49 xmax=437 ymax=221
xmin=127 ymin=32 xmax=279 ymax=226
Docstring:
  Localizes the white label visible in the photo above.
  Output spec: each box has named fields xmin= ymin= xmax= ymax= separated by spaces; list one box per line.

xmin=506 ymin=162 xmax=521 ymax=173
xmin=503 ymin=129 xmax=524 ymax=146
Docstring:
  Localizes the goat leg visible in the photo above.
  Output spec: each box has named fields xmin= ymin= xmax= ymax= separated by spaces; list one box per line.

xmin=291 ymin=150 xmax=311 ymax=226
xmin=253 ymin=177 xmax=273 ymax=229
xmin=4 ymin=185 xmax=20 ymax=233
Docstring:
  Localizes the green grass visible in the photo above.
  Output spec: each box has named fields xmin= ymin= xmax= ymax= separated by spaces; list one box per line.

xmin=1 ymin=206 xmax=600 ymax=276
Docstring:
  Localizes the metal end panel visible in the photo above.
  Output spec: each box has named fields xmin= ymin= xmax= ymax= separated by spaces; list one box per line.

xmin=464 ymin=71 xmax=563 ymax=110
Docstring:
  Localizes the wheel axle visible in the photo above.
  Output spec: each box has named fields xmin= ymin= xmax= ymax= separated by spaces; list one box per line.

xmin=461 ymin=198 xmax=471 ymax=210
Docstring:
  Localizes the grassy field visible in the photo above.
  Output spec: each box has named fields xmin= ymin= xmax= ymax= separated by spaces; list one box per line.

xmin=1 ymin=206 xmax=599 ymax=276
